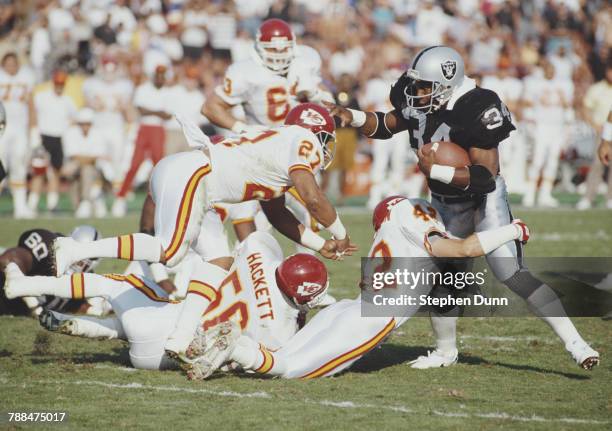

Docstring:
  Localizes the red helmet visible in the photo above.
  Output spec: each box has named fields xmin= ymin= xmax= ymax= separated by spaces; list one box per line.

xmin=275 ymin=253 xmax=329 ymax=311
xmin=372 ymin=195 xmax=407 ymax=232
xmin=256 ymin=19 xmax=295 ymax=74
xmin=285 ymin=103 xmax=336 ymax=169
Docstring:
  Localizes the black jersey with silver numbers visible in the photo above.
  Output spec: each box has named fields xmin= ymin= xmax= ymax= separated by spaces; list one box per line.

xmin=17 ymin=229 xmax=58 ymax=276
xmin=390 ymin=78 xmax=515 ymax=196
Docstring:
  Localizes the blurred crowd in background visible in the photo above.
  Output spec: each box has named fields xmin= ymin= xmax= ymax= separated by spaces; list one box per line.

xmin=0 ymin=0 xmax=610 ymax=219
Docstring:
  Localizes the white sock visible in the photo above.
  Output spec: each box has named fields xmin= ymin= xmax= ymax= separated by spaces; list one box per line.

xmin=165 ymin=262 xmax=228 ymax=353
xmin=431 ymin=314 xmax=458 ymax=354
xmin=47 ymin=192 xmax=59 ymax=210
xmin=540 ymin=178 xmax=554 ymax=197
xmin=12 ymin=273 xmax=112 ymax=301
xmin=27 ymin=192 xmax=40 ymax=210
xmin=69 ymin=234 xmax=163 ymax=263
xmin=526 ymin=285 xmax=582 ymax=347
xmin=231 ymin=335 xmax=262 ymax=369
xmin=12 ymin=186 xmax=27 ymax=212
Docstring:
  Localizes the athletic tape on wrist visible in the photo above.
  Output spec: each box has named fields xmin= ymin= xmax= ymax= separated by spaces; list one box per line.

xmin=300 ymin=228 xmax=326 ymax=251
xmin=430 ymin=164 xmax=455 ymax=184
xmin=347 ymin=109 xmax=367 ymax=127
xmin=327 ymin=216 xmax=347 ymax=240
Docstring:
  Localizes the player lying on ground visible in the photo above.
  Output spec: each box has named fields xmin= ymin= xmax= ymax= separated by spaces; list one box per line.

xmin=326 ymin=45 xmax=599 ymax=371
xmin=0 ymin=225 xmax=101 ymax=317
xmin=186 ymin=196 xmax=577 ymax=380
xmin=49 ymin=102 xmax=357 ymax=361
xmin=4 ymin=232 xmax=331 ymax=370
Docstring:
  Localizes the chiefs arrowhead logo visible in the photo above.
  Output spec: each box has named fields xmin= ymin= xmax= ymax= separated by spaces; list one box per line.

xmin=296 ymin=281 xmax=324 ymax=297
xmin=441 ymin=60 xmax=457 ymax=80
xmin=299 ymin=109 xmax=325 ymax=126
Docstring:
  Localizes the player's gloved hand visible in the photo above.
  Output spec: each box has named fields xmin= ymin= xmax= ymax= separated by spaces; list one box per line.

xmin=322 ymin=101 xmax=352 ymax=127
xmin=512 ymin=219 xmax=530 ymax=244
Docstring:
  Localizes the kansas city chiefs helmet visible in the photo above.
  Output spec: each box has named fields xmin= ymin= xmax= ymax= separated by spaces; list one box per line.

xmin=372 ymin=195 xmax=407 ymax=232
xmin=285 ymin=102 xmax=336 ymax=168
xmin=256 ymin=18 xmax=296 ymax=75
xmin=275 ymin=253 xmax=329 ymax=311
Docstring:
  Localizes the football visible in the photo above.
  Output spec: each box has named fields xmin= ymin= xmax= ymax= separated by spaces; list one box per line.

xmin=421 ymin=141 xmax=471 ymax=167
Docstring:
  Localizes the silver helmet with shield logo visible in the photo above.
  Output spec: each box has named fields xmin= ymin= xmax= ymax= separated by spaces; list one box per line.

xmin=404 ymin=45 xmax=465 ymax=114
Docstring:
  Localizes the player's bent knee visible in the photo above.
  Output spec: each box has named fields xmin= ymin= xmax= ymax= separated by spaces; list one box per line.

xmin=502 ymin=270 xmax=543 ymax=299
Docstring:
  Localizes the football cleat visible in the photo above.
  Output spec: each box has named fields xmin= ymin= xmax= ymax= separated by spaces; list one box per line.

xmin=39 ymin=309 xmax=63 ymax=332
xmin=4 ymin=262 xmax=25 ymax=299
xmin=567 ymin=340 xmax=600 ymax=371
xmin=409 ymin=349 xmax=458 ymax=369
xmin=185 ymin=321 xmax=241 ymax=381
xmin=52 ymin=237 xmax=80 ymax=277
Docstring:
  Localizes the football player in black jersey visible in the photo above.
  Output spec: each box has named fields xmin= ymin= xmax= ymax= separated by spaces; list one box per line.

xmin=0 ymin=225 xmax=100 ymax=316
xmin=326 ymin=45 xmax=599 ymax=370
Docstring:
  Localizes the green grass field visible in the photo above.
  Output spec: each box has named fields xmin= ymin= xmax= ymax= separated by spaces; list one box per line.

xmin=0 ymin=209 xmax=611 ymax=430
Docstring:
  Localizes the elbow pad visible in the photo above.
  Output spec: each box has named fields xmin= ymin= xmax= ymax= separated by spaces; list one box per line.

xmin=367 ymin=112 xmax=393 ymax=140
xmin=465 ymin=165 xmax=496 ymax=194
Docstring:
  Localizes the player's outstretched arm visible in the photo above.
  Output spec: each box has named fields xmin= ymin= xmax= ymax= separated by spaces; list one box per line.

xmin=323 ymin=101 xmax=405 ymax=139
xmin=429 ymin=220 xmax=529 ymax=258
xmin=260 ymin=196 xmax=354 ymax=260
xmin=289 ymin=169 xmax=357 ymax=255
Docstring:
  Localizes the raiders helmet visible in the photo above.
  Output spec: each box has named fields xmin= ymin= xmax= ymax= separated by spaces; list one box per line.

xmin=275 ymin=253 xmax=329 ymax=311
xmin=255 ymin=19 xmax=296 ymax=75
xmin=284 ymin=103 xmax=336 ymax=168
xmin=69 ymin=225 xmax=101 ymax=273
xmin=403 ymin=46 xmax=465 ymax=114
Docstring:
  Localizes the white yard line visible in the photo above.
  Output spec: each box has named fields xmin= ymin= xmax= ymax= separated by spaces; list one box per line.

xmin=459 ymin=335 xmax=553 ymax=344
xmin=16 ymin=379 xmax=608 ymax=425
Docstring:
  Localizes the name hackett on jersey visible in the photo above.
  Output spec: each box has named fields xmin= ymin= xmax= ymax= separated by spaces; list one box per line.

xmin=390 ymin=77 xmax=516 ymax=196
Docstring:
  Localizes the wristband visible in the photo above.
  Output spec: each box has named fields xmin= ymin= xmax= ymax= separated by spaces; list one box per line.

xmin=231 ymin=121 xmax=246 ymax=134
xmin=326 ymin=215 xmax=347 ymax=240
xmin=475 ymin=224 xmax=520 ymax=254
xmin=429 ymin=164 xmax=455 ymax=184
xmin=347 ymin=109 xmax=367 ymax=127
xmin=602 ymin=121 xmax=612 ymax=141
xmin=300 ymin=228 xmax=326 ymax=251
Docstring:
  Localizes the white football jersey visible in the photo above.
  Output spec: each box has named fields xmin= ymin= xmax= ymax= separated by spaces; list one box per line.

xmin=523 ymin=76 xmax=572 ymax=123
xmin=368 ymin=197 xmax=447 ymax=258
xmin=215 ymin=45 xmax=323 ymax=126
xmin=82 ymin=77 xmax=133 ymax=126
xmin=481 ymin=75 xmax=523 ymax=105
xmin=206 ymin=124 xmax=324 ymax=204
xmin=0 ymin=67 xmax=35 ymax=128
xmin=201 ymin=232 xmax=300 ymax=349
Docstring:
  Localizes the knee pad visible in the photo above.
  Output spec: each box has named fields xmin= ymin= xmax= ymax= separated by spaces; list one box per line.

xmin=502 ymin=270 xmax=542 ymax=299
